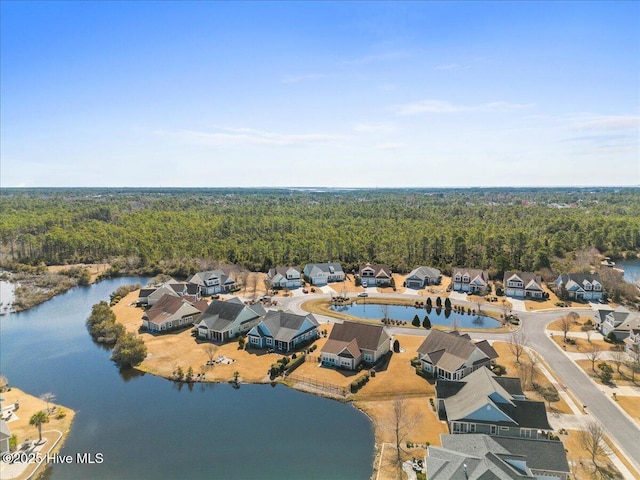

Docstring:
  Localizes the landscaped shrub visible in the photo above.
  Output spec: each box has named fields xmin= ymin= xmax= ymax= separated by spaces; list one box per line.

xmin=350 ymin=373 xmax=370 ymax=393
xmin=492 ymin=364 xmax=507 ymax=376
xmin=285 ymin=353 xmax=306 ymax=374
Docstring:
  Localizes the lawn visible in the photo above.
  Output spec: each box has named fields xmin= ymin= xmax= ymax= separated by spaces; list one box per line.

xmin=547 ymin=315 xmax=596 ymax=333
xmin=616 ymin=396 xmax=640 ymax=427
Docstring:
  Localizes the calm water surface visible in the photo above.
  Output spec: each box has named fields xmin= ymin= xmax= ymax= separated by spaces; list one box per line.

xmin=0 ymin=278 xmax=374 ymax=479
xmin=616 ymin=258 xmax=640 ymax=284
xmin=330 ymin=302 xmax=500 ymax=329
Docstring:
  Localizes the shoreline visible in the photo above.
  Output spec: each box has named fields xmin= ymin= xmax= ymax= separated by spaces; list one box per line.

xmin=0 ymin=387 xmax=76 ymax=480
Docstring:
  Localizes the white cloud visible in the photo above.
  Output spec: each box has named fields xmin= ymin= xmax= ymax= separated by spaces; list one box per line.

xmin=569 ymin=114 xmax=639 ymax=131
xmin=158 ymin=127 xmax=350 ymax=148
xmin=393 ymin=99 xmax=534 ymax=115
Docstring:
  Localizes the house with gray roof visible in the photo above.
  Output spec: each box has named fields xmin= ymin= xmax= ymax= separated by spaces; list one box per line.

xmin=358 ymin=263 xmax=391 ymax=287
xmin=405 ymin=266 xmax=441 ymax=289
xmin=195 ymin=298 xmax=265 ymax=342
xmin=504 ymin=272 xmax=544 ymax=299
xmin=320 ymin=321 xmax=390 ymax=370
xmin=247 ymin=311 xmax=319 ymax=352
xmin=267 ymin=266 xmax=302 ymax=289
xmin=187 ymin=270 xmax=236 ymax=296
xmin=142 ymin=294 xmax=205 ymax=333
xmin=0 ymin=419 xmax=10 ymax=454
xmin=303 ymin=262 xmax=345 ymax=286
xmin=436 ymin=368 xmax=552 ymax=439
xmin=555 ymin=273 xmax=603 ymax=301
xmin=452 ymin=268 xmax=488 ymax=295
xmin=426 ymin=434 xmax=570 ymax=480
xmin=598 ymin=306 xmax=640 ymax=341
xmin=417 ymin=330 xmax=498 ymax=381
xmin=145 ymin=284 xmax=180 ymax=306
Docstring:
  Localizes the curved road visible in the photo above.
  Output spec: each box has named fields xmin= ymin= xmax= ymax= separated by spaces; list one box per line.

xmin=274 ymin=292 xmax=640 ymax=471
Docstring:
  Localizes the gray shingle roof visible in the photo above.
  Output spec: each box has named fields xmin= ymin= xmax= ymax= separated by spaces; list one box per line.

xmin=251 ymin=311 xmax=319 ymax=343
xmin=327 ymin=321 xmax=389 ymax=352
xmin=417 ymin=330 xmax=497 ymax=373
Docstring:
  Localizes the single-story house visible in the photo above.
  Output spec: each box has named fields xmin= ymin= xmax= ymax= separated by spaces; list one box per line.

xmin=555 ymin=273 xmax=604 ymax=301
xmin=142 ymin=294 xmax=205 ymax=333
xmin=320 ymin=321 xmax=390 ymax=370
xmin=405 ymin=266 xmax=441 ymax=289
xmin=504 ymin=272 xmax=544 ymax=299
xmin=436 ymin=368 xmax=552 ymax=439
xmin=187 ymin=270 xmax=236 ymax=296
xmin=452 ymin=268 xmax=489 ymax=295
xmin=426 ymin=434 xmax=570 ymax=480
xmin=267 ymin=266 xmax=302 ymax=289
xmin=417 ymin=330 xmax=498 ymax=381
xmin=247 ymin=311 xmax=319 ymax=352
xmin=358 ymin=263 xmax=391 ymax=287
xmin=0 ymin=419 xmax=10 ymax=454
xmin=303 ymin=262 xmax=345 ymax=286
xmin=195 ymin=298 xmax=266 ymax=342
xmin=146 ymin=285 xmax=180 ymax=306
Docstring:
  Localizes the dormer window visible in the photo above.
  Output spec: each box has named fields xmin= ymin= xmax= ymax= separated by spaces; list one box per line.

xmin=462 ymin=274 xmax=470 ymax=282
xmin=455 ymin=274 xmax=462 ymax=281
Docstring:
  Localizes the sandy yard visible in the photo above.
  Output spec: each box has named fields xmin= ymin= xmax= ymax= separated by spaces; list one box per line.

xmin=551 ymin=335 xmax=615 ymax=353
xmin=547 ymin=315 xmax=596 ymax=332
xmin=376 ymin=274 xmax=407 ymax=294
xmin=523 ymin=283 xmax=565 ymax=310
xmin=1 ymin=387 xmax=75 ymax=480
xmin=46 ymin=263 xmax=110 ymax=283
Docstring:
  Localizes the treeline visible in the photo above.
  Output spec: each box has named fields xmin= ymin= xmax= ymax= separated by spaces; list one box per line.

xmin=1 ymin=188 xmax=639 ymax=275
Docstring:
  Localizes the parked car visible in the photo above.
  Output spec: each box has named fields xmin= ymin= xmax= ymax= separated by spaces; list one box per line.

xmin=302 ymin=288 xmax=309 ymax=294
xmin=358 ymin=292 xmax=368 ymax=297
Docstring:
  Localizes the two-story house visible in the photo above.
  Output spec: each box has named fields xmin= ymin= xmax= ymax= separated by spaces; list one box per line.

xmin=452 ymin=268 xmax=489 ymax=295
xmin=555 ymin=273 xmax=603 ymax=301
xmin=303 ymin=262 xmax=345 ymax=286
xmin=267 ymin=266 xmax=302 ymax=289
xmin=358 ymin=263 xmax=392 ymax=287
xmin=598 ymin=307 xmax=640 ymax=341
xmin=504 ymin=272 xmax=544 ymax=299
xmin=187 ymin=270 xmax=236 ymax=296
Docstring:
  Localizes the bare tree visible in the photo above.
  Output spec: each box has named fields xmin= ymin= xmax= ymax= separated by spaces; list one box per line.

xmin=238 ymin=271 xmax=249 ymax=295
xmin=205 ymin=344 xmax=218 ymax=366
xmin=585 ymin=344 xmax=602 ymax=372
xmin=578 ymin=419 xmax=611 ymax=474
xmin=385 ymin=398 xmax=423 ymax=476
xmin=248 ymin=273 xmax=259 ymax=301
xmin=609 ymin=348 xmax=626 ymax=375
xmin=558 ymin=315 xmax=572 ymax=343
xmin=508 ymin=330 xmax=528 ymax=364
xmin=379 ymin=304 xmax=390 ymax=321
xmin=625 ymin=344 xmax=640 ymax=384
xmin=40 ymin=392 xmax=56 ymax=414
xmin=527 ymin=354 xmax=539 ymax=387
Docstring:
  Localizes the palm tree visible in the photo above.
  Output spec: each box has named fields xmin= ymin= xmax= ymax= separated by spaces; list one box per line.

xmin=29 ymin=411 xmax=49 ymax=443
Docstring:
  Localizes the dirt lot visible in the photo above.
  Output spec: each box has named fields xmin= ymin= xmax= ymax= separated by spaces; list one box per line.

xmin=47 ymin=263 xmax=110 ymax=283
xmin=1 ymin=387 xmax=75 ymax=480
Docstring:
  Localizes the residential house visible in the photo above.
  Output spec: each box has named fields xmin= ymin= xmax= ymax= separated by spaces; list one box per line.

xmin=167 ymin=282 xmax=201 ymax=302
xmin=187 ymin=270 xmax=236 ymax=296
xmin=195 ymin=298 xmax=266 ymax=342
xmin=358 ymin=263 xmax=391 ymax=287
xmin=405 ymin=266 xmax=441 ymax=289
xmin=0 ymin=420 xmax=9 ymax=454
xmin=247 ymin=311 xmax=319 ymax=352
xmin=320 ymin=321 xmax=390 ymax=370
xmin=426 ymin=434 xmax=570 ymax=480
xmin=436 ymin=367 xmax=552 ymax=439
xmin=555 ymin=273 xmax=604 ymax=301
xmin=137 ymin=287 xmax=157 ymax=306
xmin=452 ymin=268 xmax=489 ymax=295
xmin=267 ymin=266 xmax=302 ymax=289
xmin=146 ymin=285 xmax=180 ymax=306
xmin=624 ymin=329 xmax=640 ymax=354
xmin=303 ymin=262 xmax=345 ymax=286
xmin=142 ymin=294 xmax=204 ymax=333
xmin=598 ymin=307 xmax=640 ymax=341
xmin=504 ymin=272 xmax=544 ymax=299
xmin=417 ymin=330 xmax=498 ymax=381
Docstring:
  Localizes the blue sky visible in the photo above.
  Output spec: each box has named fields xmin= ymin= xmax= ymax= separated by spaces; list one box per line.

xmin=1 ymin=1 xmax=638 ymax=188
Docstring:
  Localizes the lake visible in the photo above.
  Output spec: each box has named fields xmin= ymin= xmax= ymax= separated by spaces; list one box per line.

xmin=0 ymin=278 xmax=374 ymax=479
xmin=616 ymin=258 xmax=640 ymax=284
xmin=330 ymin=302 xmax=501 ymax=329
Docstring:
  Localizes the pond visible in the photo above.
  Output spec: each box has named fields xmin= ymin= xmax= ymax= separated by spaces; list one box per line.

xmin=615 ymin=258 xmax=640 ymax=284
xmin=330 ymin=302 xmax=501 ymax=329
xmin=0 ymin=277 xmax=374 ymax=479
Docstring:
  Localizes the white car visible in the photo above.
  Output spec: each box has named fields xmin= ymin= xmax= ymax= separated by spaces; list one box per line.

xmin=358 ymin=292 xmax=368 ymax=297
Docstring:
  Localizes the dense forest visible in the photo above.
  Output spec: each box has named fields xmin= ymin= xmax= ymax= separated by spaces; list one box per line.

xmin=1 ymin=188 xmax=639 ymax=278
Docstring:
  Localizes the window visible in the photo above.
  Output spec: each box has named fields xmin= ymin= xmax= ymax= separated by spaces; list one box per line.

xmin=490 ymin=425 xmax=497 ymax=435
xmin=470 ymin=424 xmax=476 ymax=433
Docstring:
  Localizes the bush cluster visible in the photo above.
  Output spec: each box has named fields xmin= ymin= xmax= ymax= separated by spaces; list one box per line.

xmin=350 ymin=373 xmax=370 ymax=393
